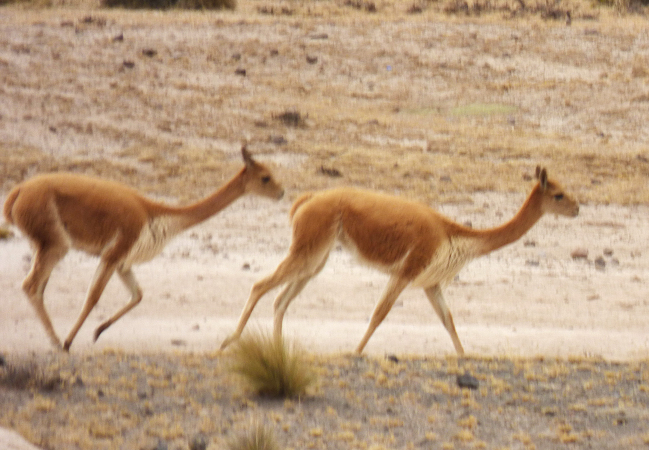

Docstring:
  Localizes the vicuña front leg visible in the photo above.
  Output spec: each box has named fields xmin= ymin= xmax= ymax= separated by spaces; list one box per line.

xmin=424 ymin=285 xmax=464 ymax=355
xmin=94 ymin=267 xmax=143 ymax=342
xmin=355 ymin=276 xmax=410 ymax=354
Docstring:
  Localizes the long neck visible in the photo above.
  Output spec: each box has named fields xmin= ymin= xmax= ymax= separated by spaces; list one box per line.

xmin=162 ymin=168 xmax=248 ymax=233
xmin=474 ymin=185 xmax=544 ymax=255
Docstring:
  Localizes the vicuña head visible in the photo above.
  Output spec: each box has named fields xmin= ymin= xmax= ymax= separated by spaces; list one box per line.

xmin=220 ymin=166 xmax=579 ymax=355
xmin=3 ymin=145 xmax=284 ymax=351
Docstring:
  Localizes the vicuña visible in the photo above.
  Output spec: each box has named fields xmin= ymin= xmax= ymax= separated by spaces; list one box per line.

xmin=220 ymin=166 xmax=579 ymax=355
xmin=3 ymin=146 xmax=284 ymax=351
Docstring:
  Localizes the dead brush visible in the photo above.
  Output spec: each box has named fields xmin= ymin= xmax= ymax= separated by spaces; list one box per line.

xmin=0 ymin=358 xmax=63 ymax=391
xmin=100 ymin=0 xmax=235 ymax=10
xmin=273 ymin=109 xmax=307 ymax=128
xmin=227 ymin=419 xmax=279 ymax=450
xmin=226 ymin=330 xmax=314 ymax=398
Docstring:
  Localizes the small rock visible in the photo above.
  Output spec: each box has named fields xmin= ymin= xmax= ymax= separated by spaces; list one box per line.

xmin=571 ymin=248 xmax=588 ymax=260
xmin=242 ymin=263 xmax=251 ymax=270
xmin=524 ymin=240 xmax=536 ymax=247
xmin=457 ymin=373 xmax=479 ymax=390
xmin=123 ymin=60 xmax=135 ymax=69
xmin=235 ymin=68 xmax=246 ymax=76
xmin=525 ymin=259 xmax=540 ymax=267
xmin=386 ymin=354 xmax=399 ymax=363
xmin=462 ymin=221 xmax=472 ymax=229
xmin=191 ymin=324 xmax=200 ymax=331
xmin=142 ymin=48 xmax=157 ymax=57
xmin=594 ymin=256 xmax=606 ymax=270
xmin=306 ymin=55 xmax=318 ymax=64
xmin=603 ymin=248 xmax=614 ymax=257
xmin=171 ymin=339 xmax=187 ymax=347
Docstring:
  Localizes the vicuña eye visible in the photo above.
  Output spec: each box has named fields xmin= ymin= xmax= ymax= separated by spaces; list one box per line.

xmin=261 ymin=176 xmax=271 ymax=184
xmin=554 ymin=194 xmax=564 ymax=201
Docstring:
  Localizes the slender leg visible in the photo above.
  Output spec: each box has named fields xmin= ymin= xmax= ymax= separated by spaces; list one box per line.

xmin=272 ymin=255 xmax=328 ymax=340
xmin=62 ymin=259 xmax=118 ymax=351
xmin=355 ymin=275 xmax=410 ymax=354
xmin=93 ymin=267 xmax=143 ymax=342
xmin=22 ymin=243 xmax=69 ymax=349
xmin=424 ymin=284 xmax=464 ymax=355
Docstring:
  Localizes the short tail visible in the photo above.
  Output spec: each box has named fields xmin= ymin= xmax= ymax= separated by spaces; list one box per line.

xmin=289 ymin=192 xmax=315 ymax=220
xmin=3 ymin=186 xmax=20 ymax=225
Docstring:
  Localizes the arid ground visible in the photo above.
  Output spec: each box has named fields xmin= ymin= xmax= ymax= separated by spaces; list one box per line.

xmin=1 ymin=1 xmax=649 ymax=449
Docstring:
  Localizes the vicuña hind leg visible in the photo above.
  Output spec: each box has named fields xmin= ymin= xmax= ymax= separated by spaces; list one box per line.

xmin=424 ymin=285 xmax=464 ymax=355
xmin=220 ymin=248 xmax=330 ymax=351
xmin=355 ymin=275 xmax=410 ymax=354
xmin=272 ymin=255 xmax=329 ymax=340
xmin=23 ymin=243 xmax=69 ymax=348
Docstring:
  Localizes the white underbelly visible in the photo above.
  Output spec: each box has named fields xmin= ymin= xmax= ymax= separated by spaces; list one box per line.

xmin=411 ymin=237 xmax=476 ymax=288
xmin=123 ymin=217 xmax=175 ymax=266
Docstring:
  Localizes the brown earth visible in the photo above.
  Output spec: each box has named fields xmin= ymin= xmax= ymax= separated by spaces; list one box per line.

xmin=1 ymin=2 xmax=649 ymax=449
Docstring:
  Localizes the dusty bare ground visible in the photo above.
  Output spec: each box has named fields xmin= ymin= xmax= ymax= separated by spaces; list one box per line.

xmin=1 ymin=2 xmax=649 ymax=449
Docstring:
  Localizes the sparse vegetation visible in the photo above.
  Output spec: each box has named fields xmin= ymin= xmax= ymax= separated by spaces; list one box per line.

xmin=226 ymin=330 xmax=315 ymax=398
xmin=100 ymin=0 xmax=235 ymax=10
xmin=0 ymin=352 xmax=648 ymax=449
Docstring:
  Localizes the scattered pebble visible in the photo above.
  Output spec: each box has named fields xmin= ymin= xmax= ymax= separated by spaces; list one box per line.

xmin=594 ymin=256 xmax=606 ymax=270
xmin=457 ymin=372 xmax=479 ymax=390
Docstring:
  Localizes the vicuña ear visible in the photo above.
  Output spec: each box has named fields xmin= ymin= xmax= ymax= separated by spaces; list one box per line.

xmin=241 ymin=145 xmax=255 ymax=167
xmin=536 ymin=167 xmax=548 ymax=190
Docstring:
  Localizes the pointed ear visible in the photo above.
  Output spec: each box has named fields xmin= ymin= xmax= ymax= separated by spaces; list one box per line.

xmin=241 ymin=145 xmax=255 ymax=167
xmin=536 ymin=167 xmax=548 ymax=190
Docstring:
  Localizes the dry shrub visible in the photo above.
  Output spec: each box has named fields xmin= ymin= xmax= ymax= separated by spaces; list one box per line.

xmin=227 ymin=420 xmax=279 ymax=450
xmin=100 ymin=0 xmax=235 ymax=10
xmin=0 ymin=226 xmax=14 ymax=240
xmin=0 ymin=358 xmax=63 ymax=391
xmin=227 ymin=330 xmax=314 ymax=398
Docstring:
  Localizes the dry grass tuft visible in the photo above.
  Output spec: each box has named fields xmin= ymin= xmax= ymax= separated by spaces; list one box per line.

xmin=227 ymin=420 xmax=279 ymax=450
xmin=227 ymin=331 xmax=315 ymax=398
